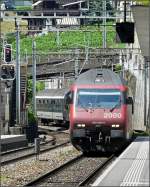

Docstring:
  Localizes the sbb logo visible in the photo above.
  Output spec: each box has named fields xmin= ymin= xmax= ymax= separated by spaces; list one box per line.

xmin=104 ymin=113 xmax=121 ymax=119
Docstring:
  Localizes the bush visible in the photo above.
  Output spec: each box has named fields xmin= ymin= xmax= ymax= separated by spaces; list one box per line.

xmin=28 ymin=107 xmax=37 ymax=125
xmin=115 ymin=64 xmax=122 ymax=73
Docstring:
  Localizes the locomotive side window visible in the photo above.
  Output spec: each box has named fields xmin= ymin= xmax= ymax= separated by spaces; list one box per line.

xmin=66 ymin=91 xmax=73 ymax=104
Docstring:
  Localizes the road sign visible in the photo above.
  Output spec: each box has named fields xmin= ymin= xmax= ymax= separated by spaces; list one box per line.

xmin=0 ymin=64 xmax=15 ymax=80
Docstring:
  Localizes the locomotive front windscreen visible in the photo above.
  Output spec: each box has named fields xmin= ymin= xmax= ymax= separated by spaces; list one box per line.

xmin=76 ymin=89 xmax=122 ymax=109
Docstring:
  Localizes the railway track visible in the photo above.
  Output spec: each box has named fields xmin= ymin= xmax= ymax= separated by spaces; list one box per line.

xmin=1 ymin=139 xmax=55 ymax=156
xmin=24 ymin=154 xmax=115 ymax=186
xmin=1 ymin=131 xmax=70 ymax=166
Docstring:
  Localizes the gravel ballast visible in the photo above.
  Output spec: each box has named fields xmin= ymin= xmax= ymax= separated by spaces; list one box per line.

xmin=1 ymin=145 xmax=80 ymax=186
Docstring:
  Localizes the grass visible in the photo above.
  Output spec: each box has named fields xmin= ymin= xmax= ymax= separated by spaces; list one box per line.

xmin=1 ymin=21 xmax=125 ymax=58
xmin=15 ymin=6 xmax=32 ymax=11
xmin=0 ymin=175 xmax=9 ymax=182
xmin=11 ymin=27 xmax=125 ymax=57
xmin=133 ymin=130 xmax=150 ymax=137
xmin=1 ymin=20 xmax=28 ymax=34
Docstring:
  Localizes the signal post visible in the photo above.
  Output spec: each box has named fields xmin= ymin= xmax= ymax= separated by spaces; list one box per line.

xmin=0 ymin=43 xmax=16 ymax=134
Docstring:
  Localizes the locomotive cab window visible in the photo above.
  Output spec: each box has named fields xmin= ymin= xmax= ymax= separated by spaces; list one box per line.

xmin=76 ymin=89 xmax=123 ymax=109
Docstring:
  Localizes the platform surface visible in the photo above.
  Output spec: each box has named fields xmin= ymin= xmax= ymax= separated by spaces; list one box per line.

xmin=38 ymin=125 xmax=66 ymax=131
xmin=92 ymin=136 xmax=149 ymax=186
xmin=1 ymin=135 xmax=26 ymax=144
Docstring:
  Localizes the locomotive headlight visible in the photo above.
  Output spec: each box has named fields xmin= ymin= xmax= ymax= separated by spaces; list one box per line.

xmin=112 ymin=124 xmax=120 ymax=128
xmin=77 ymin=124 xmax=85 ymax=128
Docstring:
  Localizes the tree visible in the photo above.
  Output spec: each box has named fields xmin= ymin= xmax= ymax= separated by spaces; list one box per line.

xmin=26 ymin=79 xmax=44 ymax=128
xmin=26 ymin=79 xmax=45 ymax=104
xmin=88 ymin=0 xmax=113 ymax=16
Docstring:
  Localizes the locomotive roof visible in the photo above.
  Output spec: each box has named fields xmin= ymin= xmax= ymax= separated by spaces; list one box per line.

xmin=36 ymin=88 xmax=69 ymax=99
xmin=75 ymin=69 xmax=126 ymax=86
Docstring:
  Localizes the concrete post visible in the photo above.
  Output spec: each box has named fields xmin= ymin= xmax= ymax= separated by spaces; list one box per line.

xmin=16 ymin=20 xmax=21 ymax=126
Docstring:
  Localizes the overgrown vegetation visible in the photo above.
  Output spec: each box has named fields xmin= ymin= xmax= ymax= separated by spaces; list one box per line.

xmin=26 ymin=80 xmax=45 ymax=124
xmin=115 ymin=64 xmax=122 ymax=72
xmin=88 ymin=0 xmax=113 ymax=16
xmin=133 ymin=130 xmax=150 ymax=137
xmin=26 ymin=79 xmax=45 ymax=104
xmin=15 ymin=6 xmax=32 ymax=11
xmin=10 ymin=24 xmax=124 ymax=57
xmin=135 ymin=0 xmax=150 ymax=5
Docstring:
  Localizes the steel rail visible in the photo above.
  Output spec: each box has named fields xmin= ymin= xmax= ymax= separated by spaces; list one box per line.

xmin=24 ymin=154 xmax=115 ymax=187
xmin=24 ymin=154 xmax=84 ymax=186
xmin=1 ymin=139 xmax=55 ymax=156
xmin=78 ymin=154 xmax=115 ymax=186
xmin=1 ymin=141 xmax=70 ymax=166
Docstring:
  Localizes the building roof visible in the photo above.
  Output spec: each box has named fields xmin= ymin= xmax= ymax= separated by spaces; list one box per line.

xmin=56 ymin=0 xmax=85 ymax=5
xmin=36 ymin=88 xmax=69 ymax=98
xmin=33 ymin=0 xmax=86 ymax=5
xmin=132 ymin=5 xmax=150 ymax=59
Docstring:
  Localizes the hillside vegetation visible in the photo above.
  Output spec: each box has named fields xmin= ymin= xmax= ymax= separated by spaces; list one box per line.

xmin=11 ymin=25 xmax=124 ymax=57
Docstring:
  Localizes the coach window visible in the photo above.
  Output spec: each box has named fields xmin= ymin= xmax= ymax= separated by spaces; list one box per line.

xmin=51 ymin=99 xmax=54 ymax=111
xmin=38 ymin=100 xmax=41 ymax=108
xmin=55 ymin=100 xmax=58 ymax=112
xmin=51 ymin=100 xmax=55 ymax=104
xmin=48 ymin=99 xmax=51 ymax=111
xmin=42 ymin=100 xmax=44 ymax=110
xmin=58 ymin=99 xmax=61 ymax=112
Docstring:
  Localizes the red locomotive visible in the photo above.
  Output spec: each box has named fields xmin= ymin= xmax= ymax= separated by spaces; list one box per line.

xmin=67 ymin=69 xmax=134 ymax=153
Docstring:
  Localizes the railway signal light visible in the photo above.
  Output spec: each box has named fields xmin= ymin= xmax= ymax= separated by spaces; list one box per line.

xmin=4 ymin=44 xmax=12 ymax=63
xmin=116 ymin=22 xmax=135 ymax=43
xmin=0 ymin=64 xmax=15 ymax=80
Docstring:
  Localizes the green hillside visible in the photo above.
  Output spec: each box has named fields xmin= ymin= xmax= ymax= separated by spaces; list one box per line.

xmin=11 ymin=26 xmax=124 ymax=57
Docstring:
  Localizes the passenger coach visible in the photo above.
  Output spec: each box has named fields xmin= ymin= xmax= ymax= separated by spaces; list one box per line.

xmin=36 ymin=88 xmax=69 ymax=126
